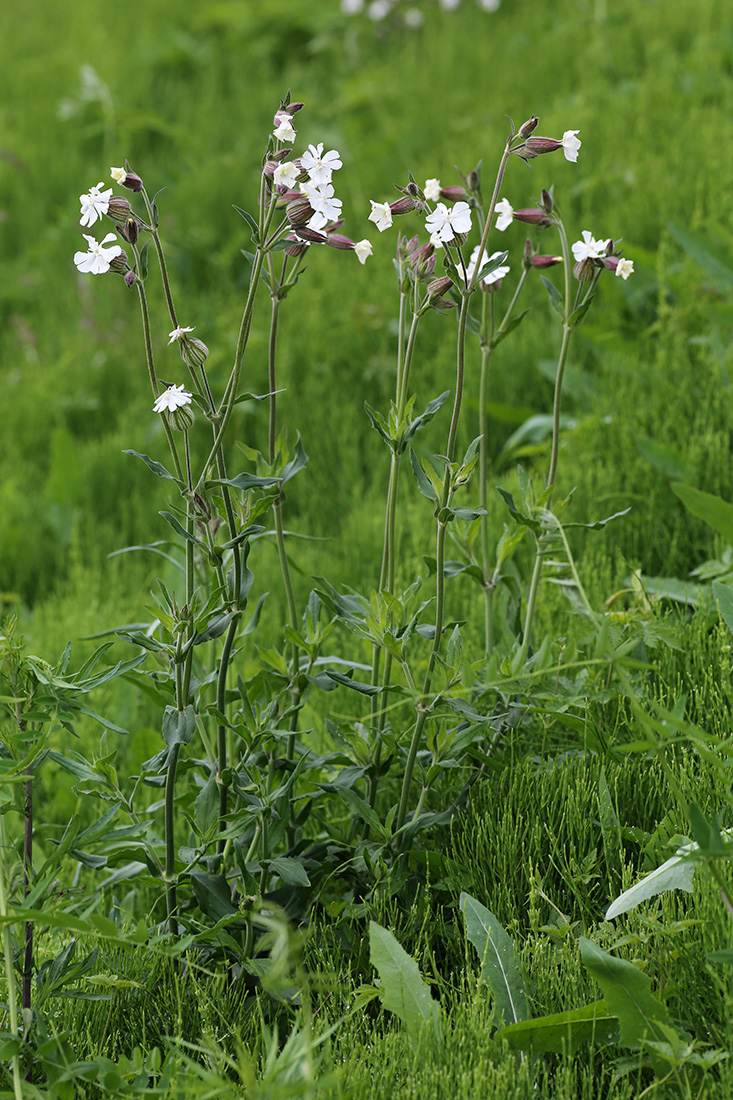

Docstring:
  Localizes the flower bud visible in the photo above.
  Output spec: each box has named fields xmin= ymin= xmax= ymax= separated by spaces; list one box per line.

xmin=512 ymin=207 xmax=552 ymax=227
xmin=522 ymin=237 xmax=534 ymax=271
xmin=294 ymin=226 xmax=328 ymax=243
xmin=169 ymin=402 xmax=196 ymax=431
xmin=440 ymin=185 xmax=469 ymax=202
xmin=539 ymin=188 xmax=553 ymax=215
xmin=326 ymin=233 xmax=355 ymax=251
xmin=121 ymin=217 xmax=140 ymax=244
xmin=409 ymin=241 xmax=436 ymax=280
xmin=466 ymin=165 xmax=482 ymax=194
xmin=573 ymin=258 xmax=597 ymax=282
xmin=109 ymin=250 xmax=129 ymax=274
xmin=284 ymin=236 xmax=310 ymax=257
xmin=193 ymin=491 xmax=211 ymax=520
xmin=389 ymin=196 xmax=417 ymax=216
xmin=179 ymin=336 xmax=210 ymax=370
xmin=427 ymin=275 xmax=454 ymax=300
xmin=517 ymin=136 xmax=562 ymax=161
xmin=531 ymin=254 xmax=563 ymax=268
xmin=124 ymin=270 xmax=138 ymax=288
xmin=106 ymin=196 xmax=132 ymax=224
xmin=517 ymin=115 xmax=540 ymax=139
xmin=120 ymin=171 xmax=143 ymax=192
xmin=286 ymin=195 xmax=314 ymax=227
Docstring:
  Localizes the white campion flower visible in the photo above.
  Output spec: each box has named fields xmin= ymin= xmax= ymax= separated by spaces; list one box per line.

xmin=273 ymin=161 xmax=300 ymax=189
xmin=301 ymin=181 xmax=343 ymax=229
xmin=368 ymin=0 xmax=392 ymax=18
xmin=466 ymin=246 xmax=510 ymax=287
xmin=440 ymin=0 xmax=462 ymax=10
xmin=615 ymin=258 xmax=634 ymax=280
xmin=404 ymin=8 xmax=424 ymax=27
xmin=429 ymin=232 xmax=444 ymax=249
xmin=424 ymin=200 xmax=472 ymax=243
xmin=368 ymin=200 xmax=393 ymax=233
xmin=301 ymin=143 xmax=342 ymax=187
xmin=79 ymin=182 xmax=113 ymax=227
xmin=73 ymin=232 xmax=123 ymax=274
xmin=477 ymin=0 xmax=500 ymax=11
xmin=561 ymin=129 xmax=582 ymax=163
xmin=168 ymin=326 xmax=195 ymax=344
xmin=110 ymin=166 xmax=127 ymax=184
xmin=273 ymin=112 xmax=296 ymax=143
xmin=494 ymin=198 xmax=514 ymax=232
xmin=571 ymin=230 xmax=605 ymax=263
xmin=354 ymin=239 xmax=373 ymax=264
xmin=423 ymin=178 xmax=442 ymax=202
xmin=342 ymin=0 xmax=364 ymax=12
xmin=153 ymin=385 xmax=193 ymax=414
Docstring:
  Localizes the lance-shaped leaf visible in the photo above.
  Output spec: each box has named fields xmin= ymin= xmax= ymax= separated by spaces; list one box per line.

xmin=496 ymin=488 xmax=541 ymax=535
xmin=281 ymin=434 xmax=309 ymax=484
xmin=207 ymin=472 xmax=280 ymax=491
xmin=123 ymin=450 xmax=180 ymax=482
xmin=605 ymin=846 xmax=696 ymax=921
xmin=671 ymin=482 xmax=733 ymax=544
xmin=490 ymin=308 xmax=530 ymax=350
xmin=460 ymin=892 xmax=529 ymax=1026
xmin=410 ymin=449 xmax=442 ymax=505
xmin=369 ymin=922 xmax=443 ymax=1042
xmin=541 ymin=274 xmax=564 ymax=316
xmin=404 ymin=390 xmax=450 ymax=445
xmin=496 ymin=1000 xmax=619 ymax=1054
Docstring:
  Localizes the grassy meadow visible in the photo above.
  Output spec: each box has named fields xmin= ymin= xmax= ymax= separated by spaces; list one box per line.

xmin=3 ymin=0 xmax=733 ymax=1095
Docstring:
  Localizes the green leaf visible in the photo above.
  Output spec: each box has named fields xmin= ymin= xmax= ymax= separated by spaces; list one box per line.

xmin=268 ymin=857 xmax=311 ymax=887
xmin=232 ymin=205 xmax=260 ymax=244
xmin=325 ymin=669 xmax=382 ymax=696
xmin=410 ymin=448 xmax=440 ymax=505
xmin=670 ymin=482 xmax=733 ymax=543
xmin=206 ymin=472 xmax=280 ymax=491
xmin=460 ymin=892 xmax=528 ymax=1025
xmin=369 ymin=921 xmax=443 ymax=1042
xmin=404 ymin=391 xmax=450 ymax=445
xmin=605 ymin=847 xmax=695 ymax=920
xmin=281 ymin=435 xmax=309 ymax=484
xmin=162 ymin=705 xmax=196 ymax=755
xmin=190 ymin=870 xmax=239 ymax=923
xmin=496 ymin=1000 xmax=618 ymax=1054
xmin=490 ymin=308 xmax=529 ymax=350
xmin=635 ymin=436 xmax=694 ymax=482
xmin=496 ymin=488 xmax=540 ymax=535
xmin=193 ymin=770 xmax=219 ymax=837
xmin=713 ymin=580 xmax=733 ymax=635
xmin=579 ymin=937 xmax=688 ymax=1055
xmin=541 ymin=274 xmax=564 ymax=316
xmin=122 ymin=450 xmax=180 ymax=482
xmin=159 ymin=511 xmax=201 ymax=545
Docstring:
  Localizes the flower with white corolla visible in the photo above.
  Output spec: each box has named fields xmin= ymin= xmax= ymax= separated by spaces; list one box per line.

xmin=429 ymin=232 xmax=444 ymax=250
xmin=73 ymin=232 xmax=123 ymax=275
xmin=368 ymin=200 xmax=393 ymax=233
xmin=494 ymin=198 xmax=514 ymax=232
xmin=560 ymin=130 xmax=582 ymax=163
xmin=342 ymin=0 xmax=364 ymax=11
xmin=615 ymin=257 xmax=634 ymax=279
xmin=354 ymin=239 xmax=373 ymax=264
xmin=423 ymin=178 xmax=442 ymax=202
xmin=79 ymin=182 xmax=113 ymax=227
xmin=425 ymin=200 xmax=472 ymax=243
xmin=153 ymin=385 xmax=193 ymax=414
xmin=300 ymin=181 xmax=343 ymax=230
xmin=273 ymin=112 xmax=296 ymax=143
xmin=368 ymin=0 xmax=392 ymax=18
xmin=477 ymin=0 xmax=500 ymax=10
xmin=404 ymin=8 xmax=424 ymax=26
xmin=168 ymin=326 xmax=195 ymax=344
xmin=301 ymin=143 xmax=342 ymax=187
xmin=273 ymin=162 xmax=300 ymax=190
xmin=571 ymin=230 xmax=605 ymax=263
xmin=465 ymin=246 xmax=510 ymax=288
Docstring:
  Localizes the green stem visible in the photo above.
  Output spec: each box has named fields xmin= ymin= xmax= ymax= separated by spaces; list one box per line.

xmin=0 ymin=818 xmax=23 ymax=1100
xmin=133 ymin=265 xmax=184 ymax=482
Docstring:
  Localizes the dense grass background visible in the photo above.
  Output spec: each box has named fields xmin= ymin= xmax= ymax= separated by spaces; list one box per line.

xmin=3 ymin=0 xmax=733 ymax=1094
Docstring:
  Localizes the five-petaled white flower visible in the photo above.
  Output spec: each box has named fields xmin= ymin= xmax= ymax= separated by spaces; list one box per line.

xmin=168 ymin=326 xmax=195 ymax=344
xmin=273 ymin=162 xmax=300 ymax=189
xmin=424 ymin=200 xmax=472 ymax=243
xmin=615 ymin=257 xmax=634 ymax=280
xmin=301 ymin=181 xmax=343 ymax=230
xmin=301 ymin=143 xmax=343 ymax=187
xmin=354 ymin=239 xmax=373 ymax=264
xmin=494 ymin=198 xmax=514 ymax=232
xmin=79 ymin=182 xmax=113 ymax=227
xmin=368 ymin=200 xmax=393 ymax=233
xmin=153 ymin=385 xmax=193 ymax=414
xmin=571 ymin=230 xmax=605 ymax=263
xmin=423 ymin=178 xmax=442 ymax=202
xmin=73 ymin=232 xmax=123 ymax=275
xmin=273 ymin=112 xmax=296 ymax=143
xmin=561 ymin=130 xmax=582 ymax=163
xmin=466 ymin=246 xmax=510 ymax=287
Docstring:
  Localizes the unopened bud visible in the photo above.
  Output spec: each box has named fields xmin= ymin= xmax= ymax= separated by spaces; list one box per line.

xmin=106 ymin=196 xmax=132 ymax=224
xmin=326 ymin=233 xmax=355 ymax=251
xmin=169 ymin=403 xmax=196 ymax=432
xmin=109 ymin=250 xmax=129 ymax=274
xmin=427 ymin=275 xmax=454 ymax=300
xmin=120 ymin=217 xmax=140 ymax=244
xmin=531 ymin=254 xmax=563 ymax=269
xmin=179 ymin=336 xmax=209 ymax=370
xmin=409 ymin=241 xmax=436 ymax=280
xmin=517 ymin=136 xmax=563 ymax=161
xmin=193 ymin=492 xmax=211 ymax=520
xmin=390 ymin=196 xmax=416 ymax=216
xmin=466 ymin=165 xmax=482 ymax=194
xmin=539 ymin=188 xmax=553 ymax=215
xmin=440 ymin=185 xmax=469 ymax=202
xmin=573 ymin=258 xmax=597 ymax=282
xmin=286 ymin=196 xmax=314 ymax=227
xmin=512 ymin=207 xmax=552 ymax=227
xmin=523 ymin=238 xmax=534 ymax=271
xmin=124 ymin=270 xmax=138 ymax=288
xmin=120 ymin=171 xmax=143 ymax=192
xmin=517 ymin=115 xmax=540 ymax=139
xmin=294 ymin=226 xmax=327 ymax=243
xmin=284 ymin=236 xmax=310 ymax=257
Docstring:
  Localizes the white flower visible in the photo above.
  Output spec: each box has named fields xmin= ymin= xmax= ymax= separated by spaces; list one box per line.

xmin=429 ymin=232 xmax=444 ymax=249
xmin=301 ymin=143 xmax=342 ymax=187
xmin=561 ymin=129 xmax=582 ymax=163
xmin=404 ymin=7 xmax=424 ymax=26
xmin=424 ymin=200 xmax=472 ymax=243
xmin=477 ymin=0 xmax=500 ymax=10
xmin=466 ymin=246 xmax=510 ymax=286
xmin=368 ymin=0 xmax=392 ymax=18
xmin=354 ymin=239 xmax=373 ymax=264
xmin=301 ymin=181 xmax=343 ymax=229
xmin=615 ymin=257 xmax=634 ymax=280
xmin=440 ymin=0 xmax=461 ymax=10
xmin=110 ymin=166 xmax=127 ymax=184
xmin=273 ymin=161 xmax=300 ymax=189
xmin=168 ymin=326 xmax=195 ymax=344
xmin=273 ymin=112 xmax=296 ymax=143
xmin=368 ymin=200 xmax=393 ymax=233
xmin=423 ymin=178 xmax=442 ymax=202
xmin=342 ymin=0 xmax=364 ymax=11
xmin=79 ymin=181 xmax=113 ymax=227
xmin=571 ymin=230 xmax=604 ymax=263
xmin=73 ymin=232 xmax=123 ymax=274
xmin=153 ymin=385 xmax=193 ymax=414
xmin=494 ymin=198 xmax=514 ymax=232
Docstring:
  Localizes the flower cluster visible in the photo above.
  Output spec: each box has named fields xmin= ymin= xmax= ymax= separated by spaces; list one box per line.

xmin=340 ymin=0 xmax=501 ymax=23
xmin=571 ymin=231 xmax=634 ymax=280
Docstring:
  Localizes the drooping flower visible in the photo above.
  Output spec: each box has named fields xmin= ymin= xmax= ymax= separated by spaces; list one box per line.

xmin=79 ymin=182 xmax=113 ymax=227
xmin=560 ymin=130 xmax=582 ymax=163
xmin=424 ymin=200 xmax=472 ymax=243
xmin=153 ymin=385 xmax=193 ymax=414
xmin=273 ymin=112 xmax=296 ymax=143
xmin=73 ymin=232 xmax=123 ymax=274
xmin=571 ymin=230 xmax=605 ymax=263
xmin=423 ymin=178 xmax=442 ymax=202
xmin=466 ymin=246 xmax=510 ymax=288
xmin=301 ymin=143 xmax=342 ymax=187
xmin=494 ymin=197 xmax=514 ymax=232
xmin=168 ymin=326 xmax=195 ymax=344
xmin=354 ymin=239 xmax=373 ymax=264
xmin=368 ymin=200 xmax=393 ymax=233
